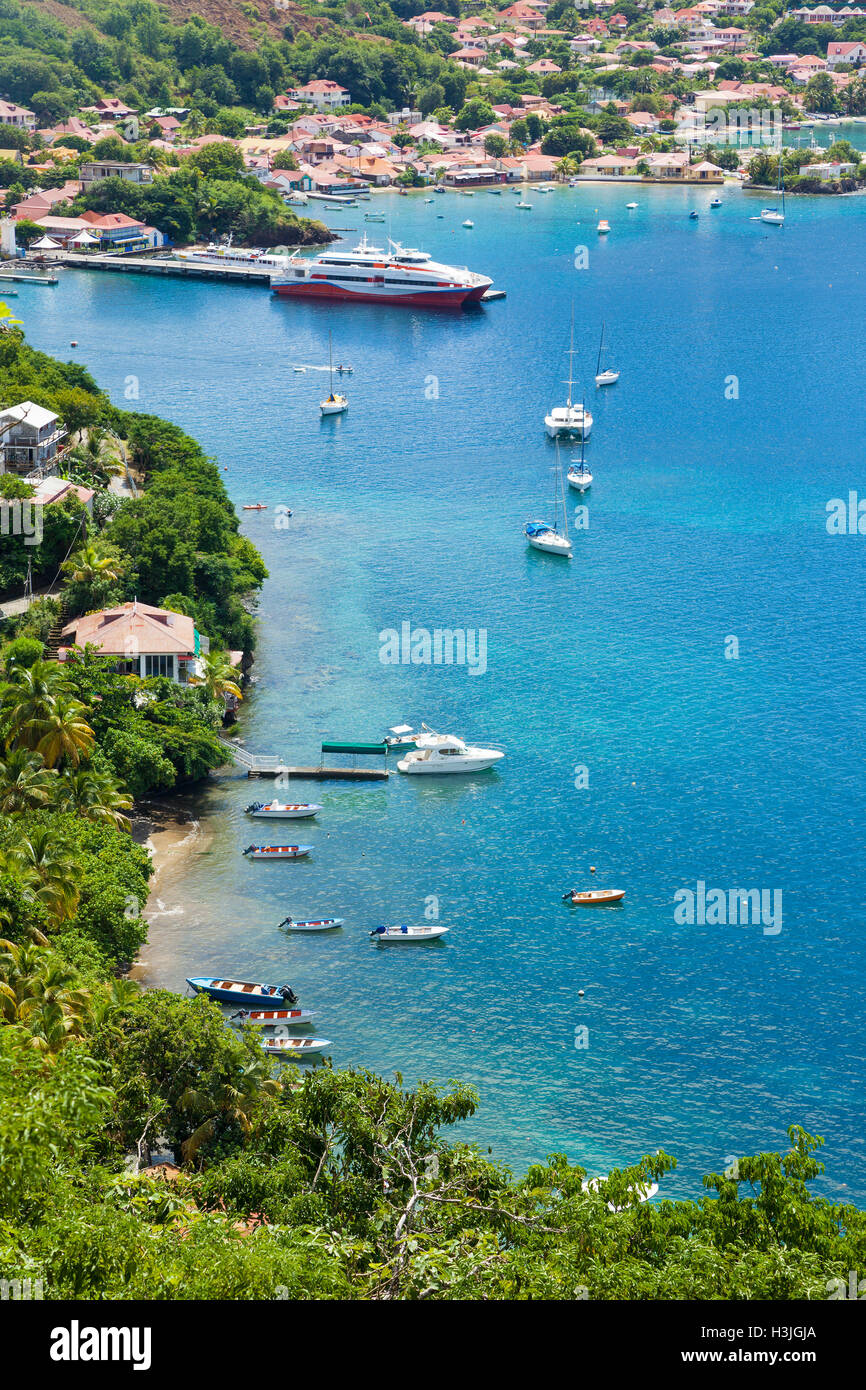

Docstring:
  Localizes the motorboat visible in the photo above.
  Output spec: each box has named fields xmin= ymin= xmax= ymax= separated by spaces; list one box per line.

xmin=242 ymin=503 xmax=267 ymax=510
xmin=594 ymin=322 xmax=619 ymax=387
xmin=186 ymin=976 xmax=299 ymax=1006
xmin=384 ymin=723 xmax=421 ymax=748
xmin=245 ymin=801 xmax=322 ymax=819
xmin=397 ymin=732 xmax=504 ymax=774
xmin=233 ymin=1006 xmax=315 ymax=1027
xmin=259 ymin=1035 xmax=332 ymax=1056
xmin=272 ymin=233 xmax=492 ymax=307
xmin=278 ymin=917 xmax=344 ymax=932
xmin=597 ymin=220 xmax=610 ymax=234
xmin=370 ymin=924 xmax=450 ymax=942
xmin=242 ymin=845 xmax=312 ymax=859
xmin=689 ymin=210 xmax=699 ymax=220
xmin=626 ymin=202 xmax=638 ymax=209
xmin=563 ymin=888 xmax=626 ymax=905
xmin=516 ymin=201 xmax=532 ymax=209
xmin=463 ymin=219 xmax=474 ymax=227
xmin=710 ymin=197 xmax=722 ymax=208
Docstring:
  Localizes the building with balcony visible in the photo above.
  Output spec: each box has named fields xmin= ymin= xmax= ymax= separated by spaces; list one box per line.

xmin=0 ymin=402 xmax=66 ymax=474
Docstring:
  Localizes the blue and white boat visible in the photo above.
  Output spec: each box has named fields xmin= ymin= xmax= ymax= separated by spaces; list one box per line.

xmin=278 ymin=916 xmax=344 ymax=933
xmin=186 ymin=976 xmax=299 ymax=1006
xmin=370 ymin=924 xmax=450 ymax=942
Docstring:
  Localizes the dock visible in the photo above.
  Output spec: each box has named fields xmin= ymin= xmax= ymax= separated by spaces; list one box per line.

xmin=0 ymin=271 xmax=58 ymax=285
xmin=481 ymin=288 xmax=506 ymax=301
xmin=222 ymin=744 xmax=388 ymax=780
xmin=61 ymin=254 xmax=274 ymax=284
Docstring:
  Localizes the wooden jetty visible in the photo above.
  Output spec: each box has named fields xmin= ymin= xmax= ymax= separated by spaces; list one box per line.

xmin=223 ymin=743 xmax=388 ymax=781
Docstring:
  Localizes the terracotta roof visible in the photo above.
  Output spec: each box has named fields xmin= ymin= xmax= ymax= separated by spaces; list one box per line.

xmin=62 ymin=602 xmax=198 ymax=656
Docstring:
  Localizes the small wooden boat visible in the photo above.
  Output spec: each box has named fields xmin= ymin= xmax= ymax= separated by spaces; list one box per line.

xmin=370 ymin=924 xmax=450 ymax=942
xmin=234 ymin=1007 xmax=315 ymax=1026
xmin=243 ymin=844 xmax=312 ymax=859
xmin=563 ymin=889 xmax=626 ymax=906
xmin=245 ymin=801 xmax=321 ymax=819
xmin=278 ymin=916 xmax=343 ymax=933
xmin=187 ymin=977 xmax=299 ymax=1006
xmin=242 ymin=503 xmax=267 ymax=511
xmin=259 ymin=1035 xmax=332 ymax=1056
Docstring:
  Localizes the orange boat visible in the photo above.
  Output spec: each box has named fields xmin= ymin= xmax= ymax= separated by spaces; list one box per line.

xmin=563 ymin=888 xmax=625 ymax=906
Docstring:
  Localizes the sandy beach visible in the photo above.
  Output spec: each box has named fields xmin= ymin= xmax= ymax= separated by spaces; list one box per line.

xmin=130 ymin=799 xmax=215 ymax=986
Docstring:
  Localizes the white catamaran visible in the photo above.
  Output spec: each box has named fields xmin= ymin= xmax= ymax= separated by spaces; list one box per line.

xmin=545 ymin=310 xmax=593 ymax=439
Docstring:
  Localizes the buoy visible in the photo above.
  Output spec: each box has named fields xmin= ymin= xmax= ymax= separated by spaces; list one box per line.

xmin=578 ymin=989 xmax=585 ymax=998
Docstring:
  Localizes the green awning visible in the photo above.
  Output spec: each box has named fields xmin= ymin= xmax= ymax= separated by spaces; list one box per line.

xmin=321 ymin=741 xmax=387 ymax=756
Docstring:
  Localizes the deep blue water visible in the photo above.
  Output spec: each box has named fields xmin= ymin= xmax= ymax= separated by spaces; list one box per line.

xmin=16 ymin=180 xmax=866 ymax=1199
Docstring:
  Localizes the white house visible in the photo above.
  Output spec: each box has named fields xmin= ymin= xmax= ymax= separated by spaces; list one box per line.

xmin=0 ymin=402 xmax=66 ymax=474
xmin=827 ymin=40 xmax=866 ymax=67
xmin=289 ymin=80 xmax=351 ymax=111
xmin=0 ymin=100 xmax=35 ymax=131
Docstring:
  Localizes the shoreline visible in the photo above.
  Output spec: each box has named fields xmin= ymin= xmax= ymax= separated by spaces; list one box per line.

xmin=130 ymin=798 xmax=214 ymax=987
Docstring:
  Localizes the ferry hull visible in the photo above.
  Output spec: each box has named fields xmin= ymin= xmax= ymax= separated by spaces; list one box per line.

xmin=273 ymin=281 xmax=485 ymax=308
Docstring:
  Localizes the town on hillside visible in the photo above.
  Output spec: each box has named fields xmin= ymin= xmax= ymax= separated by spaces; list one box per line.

xmin=1 ymin=0 xmax=866 ymax=257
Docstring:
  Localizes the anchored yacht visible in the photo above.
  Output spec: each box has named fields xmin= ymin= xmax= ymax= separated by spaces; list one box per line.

xmin=272 ymin=235 xmax=492 ymax=308
xmin=397 ymin=732 xmax=504 ymax=774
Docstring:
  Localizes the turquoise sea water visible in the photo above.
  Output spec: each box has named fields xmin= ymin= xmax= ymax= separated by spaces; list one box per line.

xmin=17 ymin=181 xmax=866 ymax=1199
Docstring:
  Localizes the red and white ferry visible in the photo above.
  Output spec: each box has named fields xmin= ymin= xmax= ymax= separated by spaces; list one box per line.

xmin=271 ymin=235 xmax=492 ymax=308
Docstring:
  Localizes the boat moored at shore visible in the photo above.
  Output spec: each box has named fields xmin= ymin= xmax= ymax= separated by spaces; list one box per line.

xmin=370 ymin=924 xmax=450 ymax=942
xmin=397 ymin=731 xmax=504 ymax=774
xmin=187 ymin=977 xmax=299 ymax=1006
xmin=245 ymin=801 xmax=322 ymax=818
xmin=272 ymin=235 xmax=492 ymax=308
xmin=243 ymin=844 xmax=312 ymax=858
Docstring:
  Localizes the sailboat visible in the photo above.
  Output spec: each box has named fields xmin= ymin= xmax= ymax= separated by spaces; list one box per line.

xmin=760 ymin=151 xmax=785 ymax=225
xmin=567 ymin=419 xmax=592 ymax=492
xmin=525 ymin=442 xmax=572 ymax=556
xmin=594 ymin=322 xmax=619 ymax=387
xmin=544 ymin=308 xmax=592 ymax=439
xmin=320 ymin=332 xmax=349 ymax=416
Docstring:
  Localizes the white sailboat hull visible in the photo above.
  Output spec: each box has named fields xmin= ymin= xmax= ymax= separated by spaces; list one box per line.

xmin=545 ymin=410 xmax=592 ymax=439
xmin=527 ymin=532 xmax=572 ymax=556
xmin=567 ymin=470 xmax=592 ymax=492
xmin=595 ymin=370 xmax=619 ymax=387
xmin=320 ymin=398 xmax=348 ymax=415
xmin=759 ymin=210 xmax=784 ymax=224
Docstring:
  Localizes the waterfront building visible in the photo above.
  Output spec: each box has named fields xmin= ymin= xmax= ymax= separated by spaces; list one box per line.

xmin=61 ymin=602 xmax=210 ymax=683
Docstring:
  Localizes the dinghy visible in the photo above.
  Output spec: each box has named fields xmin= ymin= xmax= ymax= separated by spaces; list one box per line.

xmin=370 ymin=924 xmax=450 ymax=942
xmin=259 ymin=1035 xmax=332 ymax=1056
xmin=245 ymin=801 xmax=322 ymax=819
xmin=242 ymin=503 xmax=267 ymax=511
xmin=233 ymin=1006 xmax=314 ymax=1027
xmin=243 ymin=844 xmax=312 ymax=859
xmin=278 ymin=916 xmax=344 ymax=933
xmin=187 ymin=976 xmax=299 ymax=1006
xmin=562 ymin=888 xmax=625 ymax=906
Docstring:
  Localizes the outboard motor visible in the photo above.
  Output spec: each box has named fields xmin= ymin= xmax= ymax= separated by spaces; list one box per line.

xmin=279 ymin=984 xmax=298 ymax=1005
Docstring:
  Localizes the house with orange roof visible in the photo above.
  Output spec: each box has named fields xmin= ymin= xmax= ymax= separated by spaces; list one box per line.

xmin=61 ymin=602 xmax=209 ymax=683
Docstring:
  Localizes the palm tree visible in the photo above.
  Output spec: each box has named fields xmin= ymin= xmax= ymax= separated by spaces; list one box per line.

xmin=60 ymin=767 xmax=133 ymax=832
xmin=3 ymin=828 xmax=81 ymax=919
xmin=180 ymin=1056 xmax=281 ymax=1162
xmin=0 ymin=749 xmax=58 ymax=814
xmin=1 ymin=660 xmax=72 ymax=751
xmin=190 ymin=651 xmax=243 ymax=706
xmin=31 ymin=695 xmax=95 ymax=769
xmin=61 ymin=542 xmax=123 ymax=588
xmin=0 ymin=939 xmax=90 ymax=1054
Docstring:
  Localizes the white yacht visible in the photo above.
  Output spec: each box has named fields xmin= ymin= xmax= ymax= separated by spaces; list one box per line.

xmin=759 ymin=151 xmax=785 ymax=224
xmin=594 ymin=321 xmax=619 ymax=387
xmin=397 ymin=732 xmax=504 ymax=774
xmin=567 ymin=428 xmax=592 ymax=493
xmin=545 ymin=307 xmax=592 ymax=439
xmin=527 ymin=442 xmax=572 ymax=555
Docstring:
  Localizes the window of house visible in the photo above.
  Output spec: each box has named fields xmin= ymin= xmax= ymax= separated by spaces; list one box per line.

xmin=144 ymin=654 xmax=172 ymax=679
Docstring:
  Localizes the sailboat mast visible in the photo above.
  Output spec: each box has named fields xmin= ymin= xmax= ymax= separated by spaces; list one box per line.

xmin=596 ymin=323 xmax=604 ymax=378
xmin=328 ymin=331 xmax=334 ymax=393
xmin=566 ymin=304 xmax=575 ymax=409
